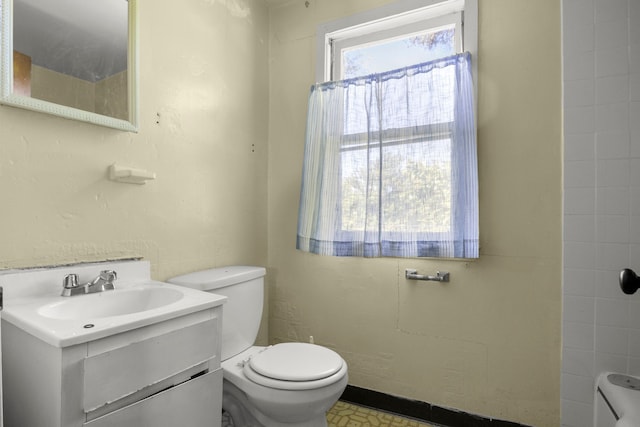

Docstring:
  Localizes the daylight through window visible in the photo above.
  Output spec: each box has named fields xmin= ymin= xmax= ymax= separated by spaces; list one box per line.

xmin=297 ymin=1 xmax=478 ymax=258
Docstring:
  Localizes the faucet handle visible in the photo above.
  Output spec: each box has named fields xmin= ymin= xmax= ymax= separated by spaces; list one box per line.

xmin=99 ymin=270 xmax=117 ymax=282
xmin=63 ymin=274 xmax=79 ymax=289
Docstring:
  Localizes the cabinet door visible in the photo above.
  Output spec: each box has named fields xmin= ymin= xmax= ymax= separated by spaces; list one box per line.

xmin=84 ymin=369 xmax=222 ymax=427
xmin=84 ymin=316 xmax=218 ymax=412
xmin=0 ymin=287 xmax=4 ymax=427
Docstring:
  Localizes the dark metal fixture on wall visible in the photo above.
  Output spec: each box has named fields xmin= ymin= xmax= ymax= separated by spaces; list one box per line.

xmin=619 ymin=268 xmax=640 ymax=295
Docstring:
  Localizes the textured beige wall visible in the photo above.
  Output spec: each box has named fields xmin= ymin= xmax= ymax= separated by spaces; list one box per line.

xmin=0 ymin=0 xmax=269 ymax=284
xmin=267 ymin=1 xmax=562 ymax=426
xmin=1 ymin=0 xmax=562 ymax=423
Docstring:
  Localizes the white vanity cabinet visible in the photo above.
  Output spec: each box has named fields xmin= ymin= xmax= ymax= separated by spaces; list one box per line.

xmin=2 ymin=306 xmax=223 ymax=427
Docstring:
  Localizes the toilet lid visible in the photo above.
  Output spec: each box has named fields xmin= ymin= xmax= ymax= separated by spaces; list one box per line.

xmin=249 ymin=343 xmax=343 ymax=382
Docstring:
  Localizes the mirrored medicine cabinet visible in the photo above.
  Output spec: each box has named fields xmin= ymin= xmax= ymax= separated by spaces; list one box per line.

xmin=0 ymin=0 xmax=138 ymax=131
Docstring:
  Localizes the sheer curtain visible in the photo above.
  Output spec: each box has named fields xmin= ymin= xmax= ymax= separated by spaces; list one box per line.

xmin=297 ymin=52 xmax=478 ymax=258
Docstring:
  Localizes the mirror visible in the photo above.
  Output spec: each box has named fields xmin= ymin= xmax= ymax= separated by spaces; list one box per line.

xmin=0 ymin=0 xmax=138 ymax=131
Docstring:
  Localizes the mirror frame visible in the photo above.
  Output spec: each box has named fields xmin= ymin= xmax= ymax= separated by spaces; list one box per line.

xmin=0 ymin=0 xmax=138 ymax=132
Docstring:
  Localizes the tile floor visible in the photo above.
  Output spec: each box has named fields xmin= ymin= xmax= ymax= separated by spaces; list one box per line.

xmin=327 ymin=401 xmax=440 ymax=427
xmin=221 ymin=401 xmax=440 ymax=426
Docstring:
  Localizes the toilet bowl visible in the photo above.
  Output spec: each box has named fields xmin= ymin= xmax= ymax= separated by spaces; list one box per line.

xmin=168 ymin=266 xmax=348 ymax=427
xmin=223 ymin=345 xmax=348 ymax=426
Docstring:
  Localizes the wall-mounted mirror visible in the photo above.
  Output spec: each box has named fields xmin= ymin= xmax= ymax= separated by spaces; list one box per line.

xmin=0 ymin=0 xmax=138 ymax=131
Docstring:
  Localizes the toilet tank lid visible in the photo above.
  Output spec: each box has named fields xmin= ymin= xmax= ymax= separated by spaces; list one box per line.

xmin=168 ymin=266 xmax=266 ymax=291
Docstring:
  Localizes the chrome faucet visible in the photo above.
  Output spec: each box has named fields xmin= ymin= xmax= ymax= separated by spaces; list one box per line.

xmin=61 ymin=270 xmax=117 ymax=297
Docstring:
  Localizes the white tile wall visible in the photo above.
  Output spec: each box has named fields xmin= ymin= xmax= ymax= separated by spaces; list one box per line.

xmin=563 ymin=0 xmax=640 ymax=426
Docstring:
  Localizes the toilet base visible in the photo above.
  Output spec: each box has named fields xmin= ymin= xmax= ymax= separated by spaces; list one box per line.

xmin=222 ymin=379 xmax=330 ymax=427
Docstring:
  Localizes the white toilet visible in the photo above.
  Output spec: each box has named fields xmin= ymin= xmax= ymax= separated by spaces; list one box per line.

xmin=168 ymin=266 xmax=348 ymax=427
xmin=595 ymin=372 xmax=640 ymax=427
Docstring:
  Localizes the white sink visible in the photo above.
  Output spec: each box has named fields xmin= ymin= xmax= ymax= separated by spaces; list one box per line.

xmin=0 ymin=260 xmax=226 ymax=347
xmin=37 ymin=286 xmax=184 ymax=320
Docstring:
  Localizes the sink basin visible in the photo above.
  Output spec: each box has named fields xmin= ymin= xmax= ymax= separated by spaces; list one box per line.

xmin=37 ymin=287 xmax=184 ymax=320
xmin=0 ymin=260 xmax=227 ymax=348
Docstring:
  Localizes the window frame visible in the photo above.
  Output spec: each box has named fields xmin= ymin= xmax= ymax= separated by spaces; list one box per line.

xmin=331 ymin=12 xmax=463 ymax=80
xmin=316 ymin=0 xmax=477 ymax=86
xmin=312 ymin=0 xmax=478 ymax=255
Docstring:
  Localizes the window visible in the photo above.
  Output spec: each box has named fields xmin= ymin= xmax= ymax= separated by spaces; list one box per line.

xmin=297 ymin=0 xmax=478 ymax=258
xmin=316 ymin=0 xmax=477 ymax=83
xmin=332 ymin=11 xmax=461 ymax=80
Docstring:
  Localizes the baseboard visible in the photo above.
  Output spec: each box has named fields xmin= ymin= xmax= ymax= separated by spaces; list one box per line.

xmin=339 ymin=385 xmax=531 ymax=427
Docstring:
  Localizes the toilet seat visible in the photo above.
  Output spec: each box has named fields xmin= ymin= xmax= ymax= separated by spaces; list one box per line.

xmin=242 ymin=343 xmax=347 ymax=390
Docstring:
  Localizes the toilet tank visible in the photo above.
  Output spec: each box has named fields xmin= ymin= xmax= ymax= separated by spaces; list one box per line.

xmin=168 ymin=266 xmax=266 ymax=361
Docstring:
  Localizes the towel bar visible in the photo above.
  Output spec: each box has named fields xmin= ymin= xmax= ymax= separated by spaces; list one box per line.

xmin=405 ymin=269 xmax=449 ymax=282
